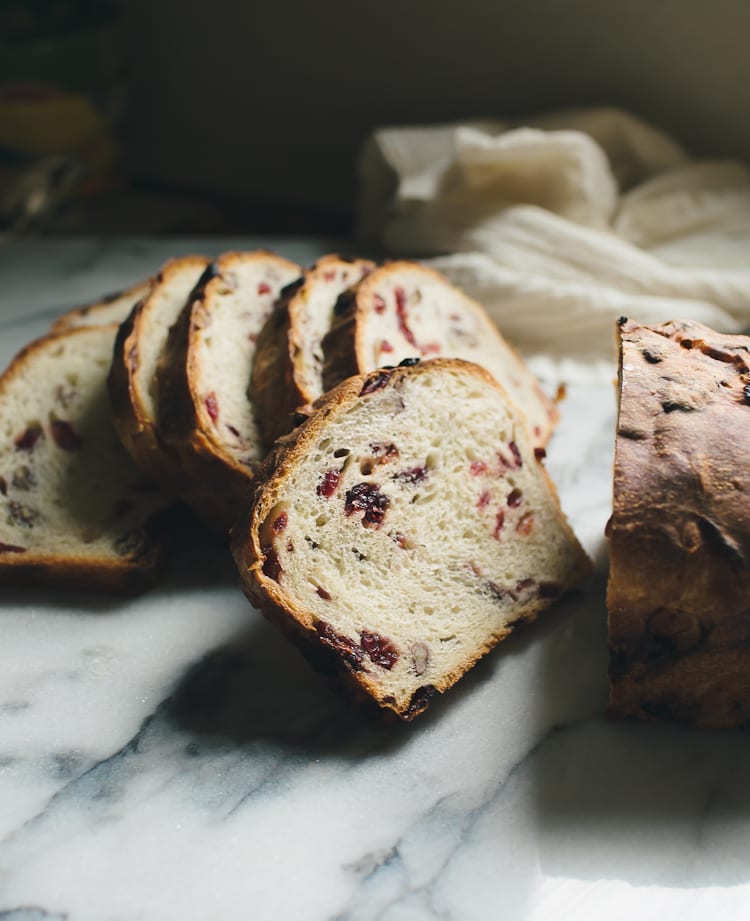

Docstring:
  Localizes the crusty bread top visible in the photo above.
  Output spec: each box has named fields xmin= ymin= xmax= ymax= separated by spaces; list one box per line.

xmin=50 ymin=278 xmax=153 ymax=334
xmin=0 ymin=325 xmax=169 ymax=593
xmin=322 ymin=261 xmax=558 ymax=446
xmin=233 ymin=358 xmax=590 ymax=719
xmin=609 ymin=317 xmax=750 ymax=645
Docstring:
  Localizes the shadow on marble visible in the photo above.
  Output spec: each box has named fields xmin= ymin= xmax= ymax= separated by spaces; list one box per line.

xmin=529 ymin=573 xmax=750 ymax=889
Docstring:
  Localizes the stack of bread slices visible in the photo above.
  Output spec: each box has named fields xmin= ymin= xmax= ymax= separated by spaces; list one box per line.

xmin=0 ymin=250 xmax=590 ymax=718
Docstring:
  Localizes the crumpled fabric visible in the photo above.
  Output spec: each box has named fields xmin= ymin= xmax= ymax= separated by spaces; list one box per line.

xmin=357 ymin=108 xmax=750 ymax=381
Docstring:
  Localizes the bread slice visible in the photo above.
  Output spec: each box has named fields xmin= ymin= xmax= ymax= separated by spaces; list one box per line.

xmin=108 ymin=255 xmax=209 ymax=486
xmin=232 ymin=358 xmax=590 ymax=720
xmin=157 ymin=250 xmax=301 ymax=532
xmin=50 ymin=278 xmax=153 ymax=334
xmin=322 ymin=261 xmax=558 ymax=446
xmin=608 ymin=317 xmax=750 ymax=728
xmin=0 ymin=325 xmax=170 ymax=593
xmin=252 ymin=254 xmax=374 ymax=447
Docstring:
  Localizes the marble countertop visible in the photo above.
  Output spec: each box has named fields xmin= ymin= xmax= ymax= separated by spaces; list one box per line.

xmin=1 ymin=237 xmax=749 ymax=921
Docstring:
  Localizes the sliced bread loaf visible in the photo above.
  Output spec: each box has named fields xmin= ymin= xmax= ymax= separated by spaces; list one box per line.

xmin=108 ymin=255 xmax=209 ymax=486
xmin=50 ymin=278 xmax=153 ymax=334
xmin=232 ymin=358 xmax=590 ymax=720
xmin=157 ymin=251 xmax=301 ymax=532
xmin=608 ymin=317 xmax=750 ymax=728
xmin=0 ymin=325 xmax=170 ymax=593
xmin=252 ymin=255 xmax=374 ymax=447
xmin=322 ymin=261 xmax=558 ymax=446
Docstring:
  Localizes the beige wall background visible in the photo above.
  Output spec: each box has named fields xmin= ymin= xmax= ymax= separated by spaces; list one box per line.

xmin=121 ymin=0 xmax=750 ymax=215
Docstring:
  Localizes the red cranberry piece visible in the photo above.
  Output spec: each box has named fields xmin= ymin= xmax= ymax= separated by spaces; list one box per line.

xmin=509 ymin=442 xmax=522 ymax=468
xmin=205 ymin=392 xmax=219 ymax=424
xmin=14 ymin=424 xmax=42 ymax=451
xmin=373 ymin=294 xmax=386 ymax=314
xmin=395 ymin=465 xmax=428 ymax=485
xmin=507 ymin=488 xmax=522 ymax=507
xmin=403 ymin=684 xmax=436 ymax=720
xmin=470 ymin=461 xmax=487 ymax=475
xmin=360 ymin=631 xmax=399 ymax=669
xmin=316 ymin=586 xmax=332 ymax=600
xmin=493 ymin=508 xmax=505 ymax=540
xmin=272 ymin=511 xmax=288 ymax=533
xmin=261 ymin=544 xmax=282 ymax=581
xmin=317 ymin=469 xmax=341 ymax=498
xmin=345 ymin=482 xmax=389 ymax=528
xmin=381 ymin=339 xmax=394 ymax=353
xmin=257 ymin=282 xmax=272 ymax=295
xmin=534 ymin=447 xmax=546 ymax=461
xmin=420 ymin=342 xmax=441 ymax=356
xmin=360 ymin=370 xmax=393 ymax=395
xmin=476 ymin=490 xmax=490 ymax=509
xmin=0 ymin=541 xmax=27 ymax=553
xmin=395 ymin=286 xmax=418 ymax=349
xmin=316 ymin=621 xmax=365 ymax=670
xmin=50 ymin=419 xmax=82 ymax=451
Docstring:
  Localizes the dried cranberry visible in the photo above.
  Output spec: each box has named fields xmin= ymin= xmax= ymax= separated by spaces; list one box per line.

xmin=14 ymin=425 xmax=42 ymax=451
xmin=360 ymin=631 xmax=399 ymax=669
xmin=272 ymin=511 xmax=288 ymax=533
xmin=395 ymin=465 xmax=427 ymax=485
xmin=381 ymin=339 xmax=394 ymax=353
xmin=470 ymin=461 xmax=487 ymax=475
xmin=534 ymin=447 xmax=546 ymax=461
xmin=316 ymin=621 xmax=365 ymax=670
xmin=477 ymin=490 xmax=490 ymax=509
xmin=373 ymin=294 xmax=386 ymax=314
xmin=403 ymin=684 xmax=436 ymax=720
xmin=316 ymin=586 xmax=332 ymax=600
xmin=420 ymin=343 xmax=441 ymax=356
xmin=395 ymin=286 xmax=418 ymax=348
xmin=257 ymin=282 xmax=272 ymax=295
xmin=507 ymin=488 xmax=522 ymax=507
xmin=50 ymin=419 xmax=82 ymax=451
xmin=0 ymin=541 xmax=26 ymax=553
xmin=360 ymin=370 xmax=392 ymax=395
xmin=509 ymin=442 xmax=522 ymax=468
xmin=317 ymin=469 xmax=340 ymax=498
xmin=493 ymin=508 xmax=505 ymax=540
xmin=205 ymin=392 xmax=219 ymax=424
xmin=345 ymin=483 xmax=389 ymax=528
xmin=261 ymin=544 xmax=282 ymax=581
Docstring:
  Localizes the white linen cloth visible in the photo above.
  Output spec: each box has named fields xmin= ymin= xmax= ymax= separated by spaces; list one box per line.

xmin=357 ymin=108 xmax=750 ymax=381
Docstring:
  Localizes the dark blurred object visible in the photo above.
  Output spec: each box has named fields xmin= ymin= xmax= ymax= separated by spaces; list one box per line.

xmin=0 ymin=0 xmax=122 ymax=232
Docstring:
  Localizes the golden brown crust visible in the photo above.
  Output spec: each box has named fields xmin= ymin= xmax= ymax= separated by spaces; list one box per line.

xmin=232 ymin=358 xmax=589 ymax=720
xmin=156 ymin=251 xmax=300 ymax=534
xmin=0 ymin=325 xmax=170 ymax=595
xmin=607 ymin=318 xmax=750 ymax=728
xmin=108 ymin=256 xmax=209 ymax=490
